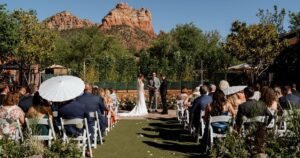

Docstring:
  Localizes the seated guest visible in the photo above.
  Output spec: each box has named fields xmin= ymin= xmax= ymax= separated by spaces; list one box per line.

xmin=57 ymin=99 xmax=92 ymax=137
xmin=236 ymin=87 xmax=273 ymax=130
xmin=190 ymin=85 xmax=213 ymax=130
xmin=252 ymin=83 xmax=261 ymax=101
xmin=19 ymin=84 xmax=38 ymax=113
xmin=96 ymin=88 xmax=109 ymax=134
xmin=226 ymin=89 xmax=246 ymax=116
xmin=0 ymin=83 xmax=10 ymax=106
xmin=280 ymin=83 xmax=300 ymax=109
xmin=77 ymin=84 xmax=106 ymax=138
xmin=178 ymin=87 xmax=189 ymax=101
xmin=109 ymin=88 xmax=118 ymax=107
xmin=262 ymin=88 xmax=277 ymax=115
xmin=26 ymin=92 xmax=52 ymax=135
xmin=200 ymin=89 xmax=234 ymax=151
xmin=274 ymin=86 xmax=283 ymax=101
xmin=292 ymin=82 xmax=300 ymax=97
xmin=236 ymin=87 xmax=273 ymax=153
xmin=0 ymin=92 xmax=25 ymax=137
xmin=219 ymin=80 xmax=229 ymax=91
xmin=18 ymin=86 xmax=27 ymax=100
xmin=184 ymin=86 xmax=200 ymax=108
xmin=57 ymin=97 xmax=93 ymax=157
xmin=208 ymin=84 xmax=216 ymax=97
xmin=104 ymin=89 xmax=116 ymax=126
xmin=274 ymin=86 xmax=284 ymax=113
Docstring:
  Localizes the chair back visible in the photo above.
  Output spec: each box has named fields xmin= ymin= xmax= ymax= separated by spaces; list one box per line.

xmin=60 ymin=118 xmax=93 ymax=157
xmin=52 ymin=111 xmax=58 ymax=117
xmin=26 ymin=117 xmax=56 ymax=138
xmin=210 ymin=115 xmax=232 ymax=124
xmin=0 ymin=118 xmax=23 ymax=142
xmin=242 ymin=116 xmax=267 ymax=124
xmin=209 ymin=115 xmax=232 ymax=147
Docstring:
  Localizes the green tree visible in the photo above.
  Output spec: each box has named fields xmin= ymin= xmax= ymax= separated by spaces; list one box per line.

xmin=288 ymin=11 xmax=300 ymax=31
xmin=223 ymin=21 xmax=287 ymax=77
xmin=11 ymin=9 xmax=57 ymax=67
xmin=0 ymin=4 xmax=20 ymax=60
xmin=146 ymin=23 xmax=230 ymax=82
xmin=256 ymin=5 xmax=286 ymax=34
xmin=54 ymin=27 xmax=133 ymax=82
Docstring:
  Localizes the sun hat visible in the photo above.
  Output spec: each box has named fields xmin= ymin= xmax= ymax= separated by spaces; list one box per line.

xmin=223 ymin=86 xmax=247 ymax=96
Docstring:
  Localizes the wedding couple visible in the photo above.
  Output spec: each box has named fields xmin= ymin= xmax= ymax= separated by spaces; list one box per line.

xmin=120 ymin=72 xmax=168 ymax=117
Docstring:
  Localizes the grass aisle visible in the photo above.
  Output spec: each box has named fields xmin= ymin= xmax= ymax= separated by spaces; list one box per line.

xmin=94 ymin=118 xmax=202 ymax=158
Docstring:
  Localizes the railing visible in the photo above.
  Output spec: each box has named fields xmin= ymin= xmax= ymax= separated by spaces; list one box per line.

xmin=42 ymin=74 xmax=201 ymax=90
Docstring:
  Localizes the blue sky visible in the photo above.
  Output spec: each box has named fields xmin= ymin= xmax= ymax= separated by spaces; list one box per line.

xmin=2 ymin=0 xmax=300 ymax=37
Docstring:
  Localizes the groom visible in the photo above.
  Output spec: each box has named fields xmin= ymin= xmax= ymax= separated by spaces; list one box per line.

xmin=148 ymin=72 xmax=160 ymax=112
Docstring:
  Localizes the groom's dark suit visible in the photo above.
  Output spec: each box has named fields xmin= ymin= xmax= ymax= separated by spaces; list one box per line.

xmin=160 ymin=78 xmax=168 ymax=114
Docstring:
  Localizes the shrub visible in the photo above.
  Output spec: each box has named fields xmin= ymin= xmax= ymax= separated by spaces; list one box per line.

xmin=209 ymin=132 xmax=249 ymax=158
xmin=210 ymin=109 xmax=300 ymax=157
xmin=44 ymin=139 xmax=82 ymax=158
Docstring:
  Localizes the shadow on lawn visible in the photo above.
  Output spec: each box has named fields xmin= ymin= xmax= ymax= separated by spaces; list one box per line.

xmin=139 ymin=118 xmax=208 ymax=157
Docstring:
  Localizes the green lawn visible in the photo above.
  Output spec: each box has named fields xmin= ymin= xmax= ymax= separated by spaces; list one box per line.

xmin=93 ymin=118 xmax=204 ymax=158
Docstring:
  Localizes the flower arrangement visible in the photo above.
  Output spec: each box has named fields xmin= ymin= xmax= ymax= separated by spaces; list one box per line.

xmin=119 ymin=94 xmax=137 ymax=111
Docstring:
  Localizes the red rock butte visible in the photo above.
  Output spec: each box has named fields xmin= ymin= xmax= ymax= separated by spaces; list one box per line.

xmin=43 ymin=11 xmax=96 ymax=31
xmin=99 ymin=2 xmax=156 ymax=38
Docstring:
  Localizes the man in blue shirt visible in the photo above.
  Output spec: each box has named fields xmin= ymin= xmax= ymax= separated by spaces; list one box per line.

xmin=190 ymin=85 xmax=212 ymax=129
xmin=77 ymin=84 xmax=108 ymax=136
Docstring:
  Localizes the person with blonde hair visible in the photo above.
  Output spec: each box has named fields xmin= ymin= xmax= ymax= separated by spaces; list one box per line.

xmin=219 ymin=80 xmax=230 ymax=91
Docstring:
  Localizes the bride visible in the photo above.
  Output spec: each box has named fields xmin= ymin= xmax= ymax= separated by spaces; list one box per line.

xmin=119 ymin=74 xmax=148 ymax=116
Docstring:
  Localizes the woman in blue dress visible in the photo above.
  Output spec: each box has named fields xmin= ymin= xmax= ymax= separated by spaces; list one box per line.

xmin=200 ymin=89 xmax=235 ymax=152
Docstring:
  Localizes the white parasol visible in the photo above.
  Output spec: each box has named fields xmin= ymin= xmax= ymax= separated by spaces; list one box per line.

xmin=222 ymin=86 xmax=247 ymax=96
xmin=39 ymin=75 xmax=84 ymax=102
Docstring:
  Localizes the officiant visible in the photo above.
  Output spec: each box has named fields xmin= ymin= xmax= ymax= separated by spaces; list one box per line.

xmin=148 ymin=72 xmax=160 ymax=112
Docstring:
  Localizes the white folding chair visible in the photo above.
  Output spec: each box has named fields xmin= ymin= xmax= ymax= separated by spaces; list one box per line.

xmin=276 ymin=109 xmax=300 ymax=137
xmin=106 ymin=112 xmax=112 ymax=134
xmin=0 ymin=118 xmax=23 ymax=142
xmin=25 ymin=117 xmax=56 ymax=147
xmin=196 ymin=111 xmax=206 ymax=143
xmin=89 ymin=111 xmax=103 ymax=148
xmin=183 ymin=109 xmax=190 ymax=129
xmin=209 ymin=115 xmax=232 ymax=147
xmin=113 ymin=102 xmax=119 ymax=123
xmin=176 ymin=100 xmax=184 ymax=124
xmin=241 ymin=116 xmax=267 ymax=137
xmin=60 ymin=118 xmax=93 ymax=158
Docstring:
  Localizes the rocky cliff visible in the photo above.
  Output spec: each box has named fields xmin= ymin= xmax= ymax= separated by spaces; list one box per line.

xmin=43 ymin=11 xmax=96 ymax=31
xmin=43 ymin=3 xmax=156 ymax=51
xmin=99 ymin=3 xmax=155 ymax=38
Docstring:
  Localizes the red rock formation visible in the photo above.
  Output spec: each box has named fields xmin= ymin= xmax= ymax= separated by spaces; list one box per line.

xmin=43 ymin=11 xmax=96 ymax=31
xmin=99 ymin=3 xmax=156 ymax=38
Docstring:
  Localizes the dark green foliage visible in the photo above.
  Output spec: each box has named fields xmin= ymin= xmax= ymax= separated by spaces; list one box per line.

xmin=256 ymin=5 xmax=286 ymax=34
xmin=223 ymin=21 xmax=287 ymax=77
xmin=289 ymin=11 xmax=300 ymax=31
xmin=0 ymin=4 xmax=20 ymax=58
xmin=53 ymin=27 xmax=135 ymax=82
xmin=44 ymin=139 xmax=82 ymax=158
xmin=145 ymin=23 xmax=233 ymax=81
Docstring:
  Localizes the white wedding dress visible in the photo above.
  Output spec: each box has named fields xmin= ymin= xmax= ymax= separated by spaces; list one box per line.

xmin=119 ymin=79 xmax=148 ymax=117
